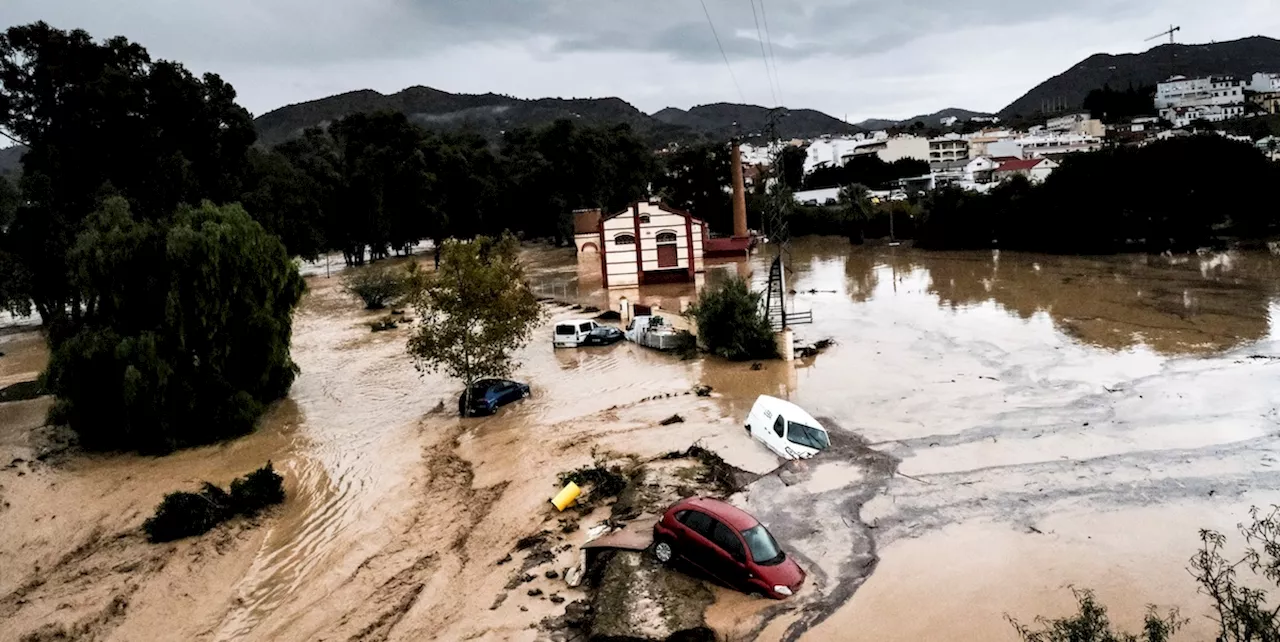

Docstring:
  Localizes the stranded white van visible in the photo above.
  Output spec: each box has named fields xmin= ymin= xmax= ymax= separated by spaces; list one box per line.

xmin=745 ymin=395 xmax=830 ymax=460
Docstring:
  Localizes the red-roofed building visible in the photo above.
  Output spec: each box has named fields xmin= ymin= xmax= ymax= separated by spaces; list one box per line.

xmin=993 ymin=157 xmax=1059 ymax=183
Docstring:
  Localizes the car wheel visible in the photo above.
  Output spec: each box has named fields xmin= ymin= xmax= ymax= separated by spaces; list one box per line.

xmin=653 ymin=539 xmax=675 ymax=564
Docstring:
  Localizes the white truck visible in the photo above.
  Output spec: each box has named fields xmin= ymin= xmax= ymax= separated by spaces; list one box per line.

xmin=745 ymin=395 xmax=830 ymax=460
xmin=624 ymin=315 xmax=685 ymax=351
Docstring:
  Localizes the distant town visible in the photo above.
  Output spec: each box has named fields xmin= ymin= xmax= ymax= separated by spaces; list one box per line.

xmin=721 ymin=70 xmax=1280 ymax=207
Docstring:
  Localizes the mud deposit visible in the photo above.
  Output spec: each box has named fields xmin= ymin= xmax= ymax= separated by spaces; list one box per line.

xmin=2 ymin=241 xmax=1280 ymax=641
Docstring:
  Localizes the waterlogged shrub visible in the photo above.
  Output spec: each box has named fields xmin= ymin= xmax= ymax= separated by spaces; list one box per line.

xmin=1007 ymin=588 xmax=1184 ymax=642
xmin=687 ymin=278 xmax=778 ymax=361
xmin=143 ymin=483 xmax=232 ymax=543
xmin=229 ymin=462 xmax=287 ymax=516
xmin=143 ymin=463 xmax=285 ymax=543
xmin=343 ymin=264 xmax=405 ymax=310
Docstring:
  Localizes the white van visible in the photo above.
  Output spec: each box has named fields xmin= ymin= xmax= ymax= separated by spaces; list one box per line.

xmin=553 ymin=319 xmax=601 ymax=348
xmin=745 ymin=395 xmax=830 ymax=460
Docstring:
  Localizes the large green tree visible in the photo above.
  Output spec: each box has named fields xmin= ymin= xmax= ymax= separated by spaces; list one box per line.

xmin=42 ymin=198 xmax=304 ymax=453
xmin=407 ymin=233 xmax=542 ymax=416
xmin=655 ymin=143 xmax=733 ymax=234
xmin=0 ymin=22 xmax=255 ymax=332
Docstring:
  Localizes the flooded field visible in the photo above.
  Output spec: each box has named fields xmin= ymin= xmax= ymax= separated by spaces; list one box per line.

xmin=2 ymin=237 xmax=1279 ymax=641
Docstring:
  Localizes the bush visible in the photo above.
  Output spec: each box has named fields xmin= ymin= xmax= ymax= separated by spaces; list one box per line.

xmin=343 ymin=264 xmax=406 ymax=310
xmin=1008 ymin=588 xmax=1183 ymax=642
xmin=143 ymin=483 xmax=232 ymax=543
xmin=687 ymin=278 xmax=778 ymax=361
xmin=143 ymin=462 xmax=285 ymax=543
xmin=229 ymin=462 xmax=287 ymax=516
xmin=41 ymin=200 xmax=305 ymax=454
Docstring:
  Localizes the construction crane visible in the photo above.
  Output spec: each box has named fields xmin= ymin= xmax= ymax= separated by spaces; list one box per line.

xmin=1146 ymin=24 xmax=1182 ymax=44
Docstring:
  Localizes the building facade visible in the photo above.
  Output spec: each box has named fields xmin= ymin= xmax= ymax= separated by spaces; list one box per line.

xmin=596 ymin=201 xmax=706 ymax=289
xmin=1045 ymin=113 xmax=1106 ymax=137
xmin=993 ymin=158 xmax=1059 ymax=183
xmin=928 ymin=135 xmax=970 ymax=163
xmin=1249 ymin=72 xmax=1280 ymax=93
xmin=1156 ymin=75 xmax=1248 ymax=125
xmin=1015 ymin=134 xmax=1102 ymax=159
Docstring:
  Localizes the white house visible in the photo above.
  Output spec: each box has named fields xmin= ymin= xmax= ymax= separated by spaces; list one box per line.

xmin=964 ymin=156 xmax=1001 ymax=183
xmin=993 ymin=158 xmax=1059 ymax=183
xmin=593 ymin=201 xmax=707 ymax=289
xmin=1249 ymin=72 xmax=1280 ymax=93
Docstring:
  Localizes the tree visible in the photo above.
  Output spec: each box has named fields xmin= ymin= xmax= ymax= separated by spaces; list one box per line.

xmin=0 ymin=22 xmax=256 ymax=333
xmin=778 ymin=145 xmax=807 ymax=191
xmin=687 ymin=278 xmax=777 ymax=361
xmin=239 ymin=147 xmax=326 ymax=261
xmin=838 ymin=184 xmax=874 ymax=244
xmin=342 ymin=264 xmax=407 ymax=310
xmin=655 ymin=143 xmax=732 ymax=234
xmin=406 ymin=233 xmax=543 ymax=416
xmin=41 ymin=198 xmax=304 ymax=453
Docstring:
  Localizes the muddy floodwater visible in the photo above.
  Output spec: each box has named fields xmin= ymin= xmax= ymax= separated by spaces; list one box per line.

xmin=2 ymin=238 xmax=1279 ymax=641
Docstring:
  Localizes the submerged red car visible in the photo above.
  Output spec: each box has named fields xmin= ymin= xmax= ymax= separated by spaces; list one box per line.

xmin=652 ymin=497 xmax=805 ymax=599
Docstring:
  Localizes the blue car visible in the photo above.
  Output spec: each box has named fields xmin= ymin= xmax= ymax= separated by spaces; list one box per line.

xmin=458 ymin=379 xmax=531 ymax=417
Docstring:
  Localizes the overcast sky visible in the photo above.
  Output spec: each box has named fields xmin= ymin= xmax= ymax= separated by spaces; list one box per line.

xmin=6 ymin=0 xmax=1280 ymax=121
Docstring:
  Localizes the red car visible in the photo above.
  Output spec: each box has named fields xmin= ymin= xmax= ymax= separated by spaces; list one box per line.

xmin=652 ymin=497 xmax=805 ymax=599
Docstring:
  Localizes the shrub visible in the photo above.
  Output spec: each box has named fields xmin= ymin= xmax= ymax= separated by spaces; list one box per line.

xmin=143 ymin=463 xmax=286 ymax=543
xmin=228 ymin=462 xmax=286 ymax=516
xmin=687 ymin=278 xmax=778 ymax=361
xmin=343 ymin=264 xmax=405 ymax=310
xmin=143 ymin=483 xmax=232 ymax=543
xmin=1008 ymin=588 xmax=1183 ymax=642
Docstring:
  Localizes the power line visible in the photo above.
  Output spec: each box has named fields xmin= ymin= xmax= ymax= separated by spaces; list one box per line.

xmin=699 ymin=0 xmax=747 ymax=105
xmin=757 ymin=0 xmax=784 ymax=107
xmin=747 ymin=0 xmax=779 ymax=107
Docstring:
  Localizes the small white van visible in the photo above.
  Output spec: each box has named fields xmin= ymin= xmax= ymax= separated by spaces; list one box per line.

xmin=745 ymin=395 xmax=830 ymax=460
xmin=554 ymin=319 xmax=602 ymax=348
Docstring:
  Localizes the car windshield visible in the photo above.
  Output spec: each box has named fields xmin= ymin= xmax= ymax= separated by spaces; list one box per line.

xmin=787 ymin=421 xmax=830 ymax=450
xmin=741 ymin=525 xmax=784 ymax=566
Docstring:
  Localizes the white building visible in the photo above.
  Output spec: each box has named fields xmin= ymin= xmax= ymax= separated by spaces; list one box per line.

xmin=1045 ymin=113 xmax=1106 ymax=137
xmin=588 ymin=201 xmax=706 ymax=289
xmin=928 ymin=134 xmax=970 ymax=163
xmin=990 ymin=134 xmax=1102 ymax=159
xmin=1155 ymin=75 xmax=1248 ymax=125
xmin=1249 ymin=72 xmax=1280 ymax=93
xmin=970 ymin=116 xmax=1000 ymax=124
xmin=804 ymin=135 xmax=929 ymax=174
xmin=940 ymin=116 xmax=959 ymax=127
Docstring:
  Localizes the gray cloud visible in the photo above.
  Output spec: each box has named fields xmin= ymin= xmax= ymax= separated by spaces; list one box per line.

xmin=5 ymin=0 xmax=1279 ymax=119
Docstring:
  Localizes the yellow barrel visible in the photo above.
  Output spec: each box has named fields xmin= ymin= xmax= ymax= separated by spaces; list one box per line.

xmin=550 ymin=482 xmax=581 ymax=511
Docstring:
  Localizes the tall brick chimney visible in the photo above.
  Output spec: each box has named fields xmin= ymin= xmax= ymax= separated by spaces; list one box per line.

xmin=730 ymin=140 xmax=748 ymax=239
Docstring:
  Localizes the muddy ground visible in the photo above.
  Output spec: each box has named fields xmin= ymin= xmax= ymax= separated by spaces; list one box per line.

xmin=2 ymin=240 xmax=1280 ymax=641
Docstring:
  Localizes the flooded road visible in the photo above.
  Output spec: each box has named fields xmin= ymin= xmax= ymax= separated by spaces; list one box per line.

xmin=2 ymin=238 xmax=1279 ymax=641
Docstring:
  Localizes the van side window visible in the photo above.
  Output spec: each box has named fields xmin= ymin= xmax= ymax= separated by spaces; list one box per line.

xmin=579 ymin=323 xmax=593 ymax=332
xmin=773 ymin=415 xmax=785 ymax=438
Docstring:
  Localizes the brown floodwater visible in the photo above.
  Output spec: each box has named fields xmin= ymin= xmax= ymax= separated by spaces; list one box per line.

xmin=2 ymin=239 xmax=1279 ymax=641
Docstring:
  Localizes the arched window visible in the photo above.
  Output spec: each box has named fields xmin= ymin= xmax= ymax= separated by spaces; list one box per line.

xmin=655 ymin=231 xmax=678 ymax=244
xmin=614 ymin=234 xmax=636 ymax=246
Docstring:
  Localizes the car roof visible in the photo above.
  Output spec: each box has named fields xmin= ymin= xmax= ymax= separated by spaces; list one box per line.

xmin=556 ymin=319 xmax=594 ymax=325
xmin=676 ymin=496 xmax=760 ymax=531
xmin=753 ymin=395 xmax=824 ymax=430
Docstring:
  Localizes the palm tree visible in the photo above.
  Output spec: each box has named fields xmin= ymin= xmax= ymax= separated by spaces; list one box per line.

xmin=838 ymin=183 xmax=874 ymax=244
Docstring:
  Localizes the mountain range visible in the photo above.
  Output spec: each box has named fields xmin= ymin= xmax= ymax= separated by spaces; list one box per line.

xmin=3 ymin=35 xmax=1279 ymax=178
xmin=252 ymin=35 xmax=1278 ymax=146
xmin=1000 ymin=35 xmax=1280 ymax=118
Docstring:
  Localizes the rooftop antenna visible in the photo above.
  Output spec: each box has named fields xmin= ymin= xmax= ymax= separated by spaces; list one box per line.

xmin=1146 ymin=24 xmax=1182 ymax=45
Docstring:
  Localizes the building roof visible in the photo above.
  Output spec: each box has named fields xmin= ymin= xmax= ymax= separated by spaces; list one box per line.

xmin=995 ymin=158 xmax=1045 ymax=172
xmin=599 ymin=201 xmax=708 ymax=226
